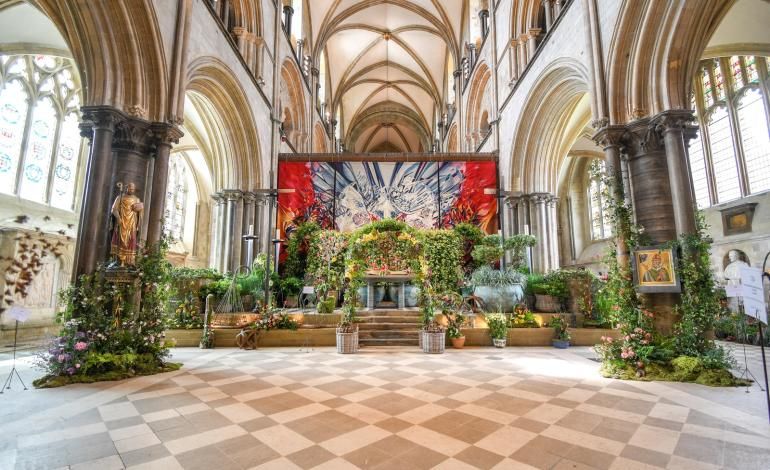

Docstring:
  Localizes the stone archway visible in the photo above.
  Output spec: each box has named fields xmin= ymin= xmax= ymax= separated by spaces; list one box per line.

xmin=279 ymin=58 xmax=308 ymax=152
xmin=464 ymin=61 xmax=492 ymax=151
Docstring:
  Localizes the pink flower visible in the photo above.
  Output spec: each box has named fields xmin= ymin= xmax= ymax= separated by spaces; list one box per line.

xmin=74 ymin=341 xmax=88 ymax=351
xmin=75 ymin=363 xmax=81 ymax=369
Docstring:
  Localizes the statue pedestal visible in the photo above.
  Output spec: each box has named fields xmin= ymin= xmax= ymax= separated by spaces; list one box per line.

xmin=105 ymin=266 xmax=141 ymax=316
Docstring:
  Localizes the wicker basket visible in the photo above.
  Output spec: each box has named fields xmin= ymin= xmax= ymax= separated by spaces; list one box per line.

xmin=418 ymin=330 xmax=423 ymax=349
xmin=492 ymin=338 xmax=506 ymax=348
xmin=336 ymin=328 xmax=358 ymax=354
xmin=422 ymin=331 xmax=445 ymax=354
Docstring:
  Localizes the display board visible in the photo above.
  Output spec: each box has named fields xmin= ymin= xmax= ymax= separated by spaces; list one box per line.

xmin=277 ymin=156 xmax=498 ymax=239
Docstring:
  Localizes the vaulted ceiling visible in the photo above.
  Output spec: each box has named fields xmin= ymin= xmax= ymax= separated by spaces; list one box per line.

xmin=308 ymin=0 xmax=466 ymax=153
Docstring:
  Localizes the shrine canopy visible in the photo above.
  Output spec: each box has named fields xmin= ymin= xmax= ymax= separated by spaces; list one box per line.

xmin=276 ymin=152 xmax=499 ymax=239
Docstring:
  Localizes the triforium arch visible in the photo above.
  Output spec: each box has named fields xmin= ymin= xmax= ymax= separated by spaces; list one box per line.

xmin=185 ymin=57 xmax=261 ymax=191
xmin=464 ymin=60 xmax=493 ymax=150
xmin=32 ymin=0 xmax=168 ymax=121
xmin=511 ymin=60 xmax=591 ymax=194
xmin=312 ymin=122 xmax=329 ymax=153
xmin=279 ymin=58 xmax=308 ymax=151
xmin=606 ymin=0 xmax=734 ymax=123
xmin=446 ymin=123 xmax=459 ymax=152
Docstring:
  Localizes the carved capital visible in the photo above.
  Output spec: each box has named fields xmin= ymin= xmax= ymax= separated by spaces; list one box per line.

xmin=222 ymin=189 xmax=243 ymax=201
xmin=79 ymin=106 xmax=125 ymax=137
xmin=590 ymin=117 xmax=609 ymax=129
xmin=231 ymin=26 xmax=247 ymax=37
xmin=212 ymin=192 xmax=225 ymax=204
xmin=150 ymin=123 xmax=184 ymax=147
xmin=126 ymin=105 xmax=147 ymax=119
xmin=592 ymin=125 xmax=628 ymax=150
xmin=112 ymin=117 xmax=154 ymax=154
xmin=625 ymin=117 xmax=665 ymax=156
xmin=653 ymin=109 xmax=696 ymax=135
xmin=530 ymin=192 xmax=551 ymax=204
xmin=242 ymin=191 xmax=257 ymax=203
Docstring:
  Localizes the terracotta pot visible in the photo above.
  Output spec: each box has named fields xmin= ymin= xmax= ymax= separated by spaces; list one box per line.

xmin=451 ymin=336 xmax=466 ymax=349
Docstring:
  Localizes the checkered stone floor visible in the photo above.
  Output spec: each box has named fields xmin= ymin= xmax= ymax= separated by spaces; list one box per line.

xmin=2 ymin=346 xmax=770 ymax=469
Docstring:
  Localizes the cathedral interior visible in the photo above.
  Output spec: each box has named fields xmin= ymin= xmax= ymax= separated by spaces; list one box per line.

xmin=1 ymin=0 xmax=770 ymax=469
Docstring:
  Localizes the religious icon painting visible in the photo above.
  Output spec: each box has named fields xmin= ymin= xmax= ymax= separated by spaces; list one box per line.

xmin=631 ymin=246 xmax=681 ymax=293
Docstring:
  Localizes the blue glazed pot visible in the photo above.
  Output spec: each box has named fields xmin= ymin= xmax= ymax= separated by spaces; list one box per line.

xmin=474 ymin=284 xmax=524 ymax=313
xmin=389 ymin=285 xmax=419 ymax=307
xmin=552 ymin=339 xmax=570 ymax=349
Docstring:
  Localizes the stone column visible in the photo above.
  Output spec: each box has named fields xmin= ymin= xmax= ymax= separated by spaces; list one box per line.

xmin=625 ymin=118 xmax=679 ymax=334
xmin=110 ymin=116 xmax=155 ymax=244
xmin=547 ymin=195 xmax=560 ymax=270
xmin=241 ymin=192 xmax=256 ymax=267
xmin=625 ymin=119 xmax=676 ymax=243
xmin=510 ymin=39 xmax=519 ymax=82
xmin=74 ymin=107 xmax=122 ymax=278
xmin=282 ymin=0 xmax=293 ymax=36
xmin=554 ymin=0 xmax=563 ymax=16
xmin=543 ymin=0 xmax=553 ymax=30
xmin=527 ymin=29 xmax=541 ymax=59
xmin=221 ymin=190 xmax=242 ymax=273
xmin=593 ymin=125 xmax=630 ymax=266
xmin=518 ymin=35 xmax=529 ymax=71
xmin=530 ymin=193 xmax=548 ymax=272
xmin=655 ymin=110 xmax=698 ymax=237
xmin=210 ymin=193 xmax=224 ymax=269
xmin=146 ymin=123 xmax=183 ymax=247
xmin=215 ymin=192 xmax=228 ymax=272
xmin=479 ymin=2 xmax=490 ymax=39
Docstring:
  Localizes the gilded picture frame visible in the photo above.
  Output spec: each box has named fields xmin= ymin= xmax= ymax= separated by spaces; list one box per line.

xmin=631 ymin=246 xmax=681 ymax=293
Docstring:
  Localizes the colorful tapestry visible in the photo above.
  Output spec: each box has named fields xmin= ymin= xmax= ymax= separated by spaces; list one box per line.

xmin=277 ymin=160 xmax=498 ymax=239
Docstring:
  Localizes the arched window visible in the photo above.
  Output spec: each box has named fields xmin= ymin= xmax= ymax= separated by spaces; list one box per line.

xmin=318 ymin=50 xmax=327 ymax=109
xmin=689 ymin=55 xmax=770 ymax=207
xmin=291 ymin=0 xmax=303 ymax=44
xmin=164 ymin=153 xmax=190 ymax=243
xmin=0 ymin=54 xmax=82 ymax=210
xmin=588 ymin=159 xmax=612 ymax=240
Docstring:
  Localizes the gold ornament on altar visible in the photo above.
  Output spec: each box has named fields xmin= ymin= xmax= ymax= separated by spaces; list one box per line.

xmin=110 ymin=182 xmax=144 ymax=267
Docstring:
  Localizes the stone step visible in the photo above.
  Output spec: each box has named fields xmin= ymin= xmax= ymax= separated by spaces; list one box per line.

xmin=356 ymin=323 xmax=421 ymax=330
xmin=359 ymin=338 xmax=419 ymax=347
xmin=356 ymin=316 xmax=421 ymax=324
xmin=357 ymin=310 xmax=421 ymax=317
xmin=358 ymin=330 xmax=421 ymax=339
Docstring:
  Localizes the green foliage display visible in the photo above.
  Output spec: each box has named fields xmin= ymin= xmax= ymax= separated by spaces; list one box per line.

xmin=307 ymin=230 xmax=348 ymax=299
xmin=510 ymin=305 xmax=539 ymax=328
xmin=485 ymin=313 xmax=508 ymax=340
xmin=453 ymin=223 xmax=484 ymax=275
xmin=419 ymin=230 xmax=463 ymax=293
xmin=670 ymin=214 xmax=723 ymax=357
xmin=527 ymin=271 xmax=569 ymax=299
xmin=471 ymin=234 xmax=536 ymax=271
xmin=283 ymin=221 xmax=321 ymax=279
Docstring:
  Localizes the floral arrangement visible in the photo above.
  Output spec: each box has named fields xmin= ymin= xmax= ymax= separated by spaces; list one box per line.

xmin=510 ymin=304 xmax=539 ymax=328
xmin=485 ymin=313 xmax=508 ymax=340
xmin=33 ymin=239 xmax=180 ymax=388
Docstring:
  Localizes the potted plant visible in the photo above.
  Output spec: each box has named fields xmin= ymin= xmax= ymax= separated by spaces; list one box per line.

xmin=510 ymin=304 xmax=540 ymax=328
xmin=529 ymin=272 xmax=567 ymax=312
xmin=423 ymin=321 xmax=446 ymax=353
xmin=446 ymin=311 xmax=466 ymax=348
xmin=439 ymin=292 xmax=466 ymax=349
xmin=486 ymin=312 xmax=508 ymax=348
xmin=550 ymin=315 xmax=571 ymax=349
xmin=336 ymin=303 xmax=359 ymax=354
xmin=470 ymin=234 xmax=535 ymax=312
xmin=471 ymin=266 xmax=527 ymax=312
xmin=277 ymin=276 xmax=303 ymax=308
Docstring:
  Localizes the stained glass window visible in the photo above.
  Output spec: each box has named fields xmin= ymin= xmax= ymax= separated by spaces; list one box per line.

xmin=0 ymin=53 xmax=82 ymax=209
xmin=713 ymin=60 xmax=726 ymax=102
xmin=745 ymin=56 xmax=759 ymax=83
xmin=164 ymin=153 xmax=189 ymax=242
xmin=0 ymin=79 xmax=29 ymax=193
xmin=707 ymin=107 xmax=741 ymax=203
xmin=588 ymin=160 xmax=612 ymax=240
xmin=738 ymin=88 xmax=770 ymax=194
xmin=730 ymin=56 xmax=743 ymax=90
xmin=690 ymin=55 xmax=770 ymax=207
xmin=702 ymin=66 xmax=714 ymax=107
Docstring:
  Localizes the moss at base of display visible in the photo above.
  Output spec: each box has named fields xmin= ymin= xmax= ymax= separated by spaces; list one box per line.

xmin=599 ymin=356 xmax=751 ymax=387
xmin=33 ymin=361 xmax=182 ymax=389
